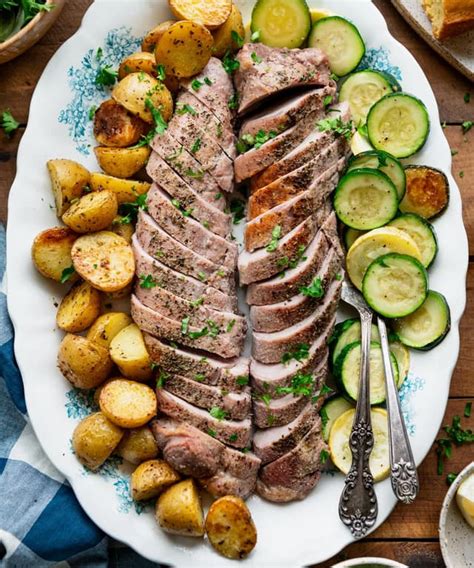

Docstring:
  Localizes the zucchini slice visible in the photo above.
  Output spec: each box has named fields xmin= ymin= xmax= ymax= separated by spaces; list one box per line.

xmin=367 ymin=93 xmax=430 ymax=158
xmin=331 ymin=318 xmax=380 ymax=367
xmin=400 ymin=165 xmax=449 ymax=219
xmin=392 ymin=290 xmax=450 ymax=350
xmin=388 ymin=213 xmax=438 ymax=267
xmin=321 ymin=396 xmax=354 ymax=441
xmin=334 ymin=168 xmax=398 ymax=230
xmin=350 ymin=131 xmax=374 ymax=155
xmin=308 ymin=16 xmax=365 ymax=77
xmin=329 ymin=407 xmax=390 ymax=481
xmin=389 ymin=340 xmax=410 ymax=387
xmin=343 ymin=226 xmax=366 ymax=250
xmin=335 ymin=341 xmax=399 ymax=405
xmin=362 ymin=253 xmax=428 ymax=318
xmin=347 ymin=150 xmax=406 ymax=201
xmin=346 ymin=226 xmax=422 ymax=290
xmin=251 ymin=0 xmax=311 ymax=49
xmin=339 ymin=70 xmax=394 ymax=125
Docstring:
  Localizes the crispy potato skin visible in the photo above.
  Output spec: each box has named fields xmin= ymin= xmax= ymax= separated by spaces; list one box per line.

xmin=116 ymin=426 xmax=158 ymax=464
xmin=99 ymin=378 xmax=157 ymax=428
xmin=47 ymin=159 xmax=91 ymax=217
xmin=58 ymin=334 xmax=113 ymax=389
xmin=87 ymin=312 xmax=132 ymax=348
xmin=212 ymin=3 xmax=245 ymax=57
xmin=205 ymin=496 xmax=257 ymax=559
xmin=109 ymin=323 xmax=153 ymax=381
xmin=93 ymin=99 xmax=149 ymax=147
xmin=73 ymin=412 xmax=124 ymax=470
xmin=94 ymin=146 xmax=151 ymax=179
xmin=71 ymin=231 xmax=135 ymax=293
xmin=56 ymin=281 xmax=102 ymax=333
xmin=109 ymin=218 xmax=134 ymax=243
xmin=142 ymin=20 xmax=176 ymax=52
xmin=119 ymin=52 xmax=157 ymax=80
xmin=400 ymin=166 xmax=449 ymax=219
xmin=32 ymin=227 xmax=78 ymax=282
xmin=89 ymin=172 xmax=150 ymax=204
xmin=156 ymin=479 xmax=205 ymax=537
xmin=131 ymin=459 xmax=180 ymax=500
xmin=62 ymin=190 xmax=118 ymax=234
xmin=112 ymin=73 xmax=173 ymax=123
xmin=169 ymin=0 xmax=232 ymax=29
xmin=155 ymin=21 xmax=213 ymax=78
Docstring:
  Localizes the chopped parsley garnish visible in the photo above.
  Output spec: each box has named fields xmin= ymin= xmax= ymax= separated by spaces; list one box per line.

xmin=181 ymin=316 xmax=190 ymax=335
xmin=214 ymin=192 xmax=223 ymax=200
xmin=191 ymin=78 xmax=203 ymax=91
xmin=251 ymin=51 xmax=262 ymax=64
xmin=357 ymin=123 xmax=368 ymax=138
xmin=191 ymin=137 xmax=202 ymax=153
xmin=231 ymin=30 xmax=244 ymax=48
xmin=446 ymin=472 xmax=458 ymax=485
xmin=216 ymin=269 xmax=226 ymax=277
xmin=258 ymin=393 xmax=272 ymax=406
xmin=60 ymin=266 xmax=75 ymax=284
xmin=451 ymin=149 xmax=458 ymax=156
xmin=320 ymin=407 xmax=329 ymax=430
xmin=465 ymin=402 xmax=472 ymax=418
xmin=460 ymin=171 xmax=465 ymax=178
xmin=323 ymin=95 xmax=333 ymax=108
xmin=207 ymin=319 xmax=220 ymax=338
xmin=155 ymin=64 xmax=166 ymax=81
xmin=464 ymin=92 xmax=471 ymax=104
xmin=229 ymin=433 xmax=238 ymax=442
xmin=335 ymin=273 xmax=343 ymax=281
xmin=195 ymin=374 xmax=205 ymax=382
xmin=156 ymin=370 xmax=169 ymax=389
xmin=330 ymin=72 xmax=340 ymax=82
xmin=197 ymin=271 xmax=207 ymax=282
xmin=435 ymin=413 xmax=474 ymax=475
xmin=95 ymin=65 xmax=118 ymax=86
xmin=216 ymin=122 xmax=223 ymax=138
xmin=237 ymin=129 xmax=277 ymax=153
xmin=116 ymin=193 xmax=148 ymax=224
xmin=139 ymin=274 xmax=158 ymax=289
xmin=1 ymin=110 xmax=19 ymax=136
xmin=132 ymin=99 xmax=168 ymax=148
xmin=462 ymin=120 xmax=473 ymax=134
xmin=226 ymin=319 xmax=236 ymax=333
xmin=316 ymin=117 xmax=353 ymax=140
xmin=320 ymin=449 xmax=330 ymax=464
xmin=185 ymin=167 xmax=205 ymax=180
xmin=228 ymin=93 xmax=239 ymax=110
xmin=204 ymin=77 xmax=213 ymax=86
xmin=250 ymin=30 xmax=260 ymax=42
xmin=222 ymin=51 xmax=240 ymax=74
xmin=266 ymin=225 xmax=281 ymax=252
xmin=188 ymin=326 xmax=209 ymax=340
xmin=176 ymin=103 xmax=197 ymax=116
xmin=267 ymin=413 xmax=276 ymax=426
xmin=207 ymin=428 xmax=217 ymax=438
xmin=209 ymin=406 xmax=228 ymax=420
xmin=300 ymin=277 xmax=324 ymax=298
xmin=312 ymin=384 xmax=334 ymax=404
xmin=275 ymin=372 xmax=314 ymax=397
xmin=88 ymin=106 xmax=97 ymax=120
xmin=236 ymin=375 xmax=249 ymax=386
xmin=281 ymin=343 xmax=310 ymax=365
xmin=230 ymin=198 xmax=245 ymax=225
xmin=189 ymin=297 xmax=204 ymax=308
xmin=171 ymin=198 xmax=193 ymax=217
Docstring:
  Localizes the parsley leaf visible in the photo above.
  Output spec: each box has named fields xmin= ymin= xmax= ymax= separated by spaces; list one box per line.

xmin=95 ymin=65 xmax=118 ymax=87
xmin=446 ymin=472 xmax=458 ymax=485
xmin=236 ymin=375 xmax=249 ymax=386
xmin=139 ymin=274 xmax=158 ymax=289
xmin=435 ymin=414 xmax=474 ymax=475
xmin=209 ymin=406 xmax=228 ymax=420
xmin=230 ymin=198 xmax=245 ymax=225
xmin=299 ymin=277 xmax=324 ymax=298
xmin=236 ymin=129 xmax=277 ymax=153
xmin=116 ymin=193 xmax=148 ymax=224
xmin=191 ymin=137 xmax=202 ymax=153
xmin=188 ymin=326 xmax=209 ymax=340
xmin=275 ymin=372 xmax=314 ymax=397
xmin=222 ymin=51 xmax=240 ymax=74
xmin=156 ymin=64 xmax=166 ymax=81
xmin=231 ymin=30 xmax=244 ymax=48
xmin=251 ymin=51 xmax=262 ymax=64
xmin=316 ymin=117 xmax=354 ymax=140
xmin=320 ymin=449 xmax=330 ymax=464
xmin=266 ymin=225 xmax=281 ymax=252
xmin=204 ymin=77 xmax=213 ymax=86
xmin=145 ymin=97 xmax=167 ymax=134
xmin=176 ymin=103 xmax=197 ymax=116
xmin=465 ymin=402 xmax=472 ymax=418
xmin=191 ymin=78 xmax=203 ymax=91
xmin=207 ymin=319 xmax=220 ymax=338
xmin=226 ymin=319 xmax=236 ymax=333
xmin=185 ymin=167 xmax=205 ymax=180
xmin=250 ymin=30 xmax=260 ymax=42
xmin=156 ymin=370 xmax=169 ymax=389
xmin=464 ymin=93 xmax=471 ymax=104
xmin=462 ymin=120 xmax=473 ymax=134
xmin=228 ymin=93 xmax=239 ymax=110
xmin=281 ymin=343 xmax=310 ymax=365
xmin=88 ymin=106 xmax=97 ymax=120
xmin=323 ymin=95 xmax=333 ymax=108
xmin=60 ymin=266 xmax=75 ymax=284
xmin=181 ymin=316 xmax=190 ymax=335
xmin=1 ymin=110 xmax=19 ymax=136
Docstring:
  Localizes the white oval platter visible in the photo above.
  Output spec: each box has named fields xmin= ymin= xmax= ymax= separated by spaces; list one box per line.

xmin=6 ymin=0 xmax=468 ymax=566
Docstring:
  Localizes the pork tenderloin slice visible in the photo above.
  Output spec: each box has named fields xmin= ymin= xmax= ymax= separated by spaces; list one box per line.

xmin=247 ymin=213 xmax=338 ymax=306
xmin=133 ymin=236 xmax=237 ymax=312
xmin=250 ymin=248 xmax=342 ymax=332
xmin=199 ymin=470 xmax=256 ymax=500
xmin=147 ymin=185 xmax=238 ymax=269
xmin=181 ymin=58 xmax=234 ymax=125
xmin=248 ymin=138 xmax=348 ymax=220
xmin=251 ymin=103 xmax=351 ymax=192
xmin=155 ymin=389 xmax=252 ymax=448
xmin=253 ymin=356 xmax=328 ymax=429
xmin=144 ymin=334 xmax=250 ymax=389
xmin=135 ymin=215 xmax=235 ymax=296
xmin=163 ymin=374 xmax=251 ymax=420
xmin=252 ymin=279 xmax=342 ymax=364
xmin=238 ymin=215 xmax=319 ymax=286
xmin=240 ymin=84 xmax=336 ymax=138
xmin=132 ymin=296 xmax=245 ymax=359
xmin=257 ymin=418 xmax=327 ymax=502
xmin=235 ymin=44 xmax=330 ymax=115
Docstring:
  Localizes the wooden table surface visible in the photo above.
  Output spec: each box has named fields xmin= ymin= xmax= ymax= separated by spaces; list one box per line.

xmin=0 ymin=1 xmax=473 ymax=566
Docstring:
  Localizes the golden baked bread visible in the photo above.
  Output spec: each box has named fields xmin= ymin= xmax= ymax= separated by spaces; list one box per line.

xmin=422 ymin=0 xmax=474 ymax=40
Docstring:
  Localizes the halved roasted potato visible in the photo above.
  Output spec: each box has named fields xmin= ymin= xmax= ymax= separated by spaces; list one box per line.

xmin=93 ymin=99 xmax=149 ymax=148
xmin=112 ymin=73 xmax=173 ymax=124
xmin=155 ymin=21 xmax=213 ymax=78
xmin=32 ymin=227 xmax=78 ymax=282
xmin=116 ymin=426 xmax=158 ymax=464
xmin=87 ymin=312 xmax=132 ymax=348
xmin=142 ymin=20 xmax=176 ymax=52
xmin=89 ymin=172 xmax=150 ymax=204
xmin=156 ymin=479 xmax=205 ymax=537
xmin=58 ymin=334 xmax=113 ymax=389
xmin=131 ymin=459 xmax=181 ymax=500
xmin=71 ymin=231 xmax=135 ymax=293
xmin=110 ymin=217 xmax=134 ymax=243
xmin=104 ymin=282 xmax=134 ymax=300
xmin=56 ymin=281 xmax=101 ymax=333
xmin=212 ymin=3 xmax=245 ymax=57
xmin=110 ymin=323 xmax=153 ymax=381
xmin=400 ymin=165 xmax=449 ymax=219
xmin=94 ymin=146 xmax=151 ymax=179
xmin=169 ymin=0 xmax=232 ymax=29
xmin=205 ymin=495 xmax=257 ymax=559
xmin=73 ymin=412 xmax=124 ymax=470
xmin=119 ymin=52 xmax=157 ymax=80
xmin=47 ymin=159 xmax=91 ymax=217
xmin=99 ymin=378 xmax=157 ymax=428
xmin=62 ymin=190 xmax=118 ymax=234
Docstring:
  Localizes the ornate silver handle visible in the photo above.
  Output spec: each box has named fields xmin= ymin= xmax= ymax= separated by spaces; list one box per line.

xmin=377 ymin=317 xmax=419 ymax=504
xmin=339 ymin=311 xmax=378 ymax=538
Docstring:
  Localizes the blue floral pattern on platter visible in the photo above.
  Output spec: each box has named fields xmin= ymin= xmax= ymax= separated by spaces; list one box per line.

xmin=357 ymin=47 xmax=402 ymax=81
xmin=399 ymin=373 xmax=426 ymax=436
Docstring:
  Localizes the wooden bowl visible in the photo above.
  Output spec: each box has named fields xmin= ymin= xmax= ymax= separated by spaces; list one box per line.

xmin=0 ymin=0 xmax=65 ymax=65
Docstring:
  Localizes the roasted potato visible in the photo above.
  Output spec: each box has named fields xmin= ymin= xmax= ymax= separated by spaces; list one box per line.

xmin=99 ymin=378 xmax=157 ymax=428
xmin=94 ymin=146 xmax=151 ymax=179
xmin=169 ymin=0 xmax=232 ymax=29
xmin=112 ymin=73 xmax=173 ymax=124
xmin=116 ymin=426 xmax=158 ymax=464
xmin=155 ymin=21 xmax=213 ymax=79
xmin=87 ymin=312 xmax=132 ymax=348
xmin=47 ymin=159 xmax=91 ymax=217
xmin=104 ymin=282 xmax=134 ymax=300
xmin=58 ymin=334 xmax=113 ymax=389
xmin=71 ymin=231 xmax=135 ymax=293
xmin=62 ymin=190 xmax=118 ymax=234
xmin=212 ymin=3 xmax=245 ymax=57
xmin=131 ymin=459 xmax=180 ymax=500
xmin=156 ymin=479 xmax=205 ymax=537
xmin=72 ymin=412 xmax=124 ymax=470
xmin=119 ymin=52 xmax=157 ymax=80
xmin=142 ymin=20 xmax=176 ymax=52
xmin=56 ymin=281 xmax=101 ymax=333
xmin=400 ymin=165 xmax=449 ymax=219
xmin=93 ymin=99 xmax=149 ymax=148
xmin=32 ymin=227 xmax=78 ymax=282
xmin=109 ymin=323 xmax=153 ymax=381
xmin=205 ymin=496 xmax=257 ymax=559
xmin=110 ymin=217 xmax=134 ymax=243
xmin=89 ymin=172 xmax=150 ymax=204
